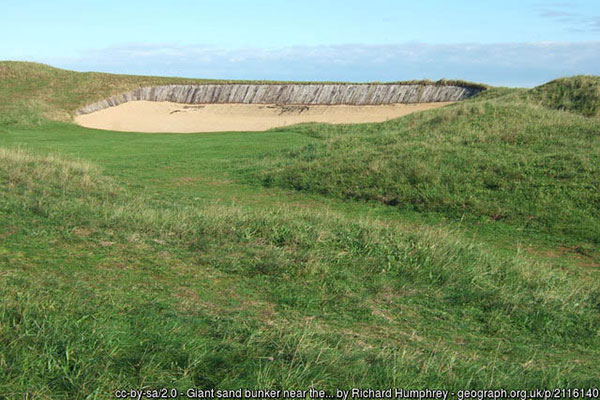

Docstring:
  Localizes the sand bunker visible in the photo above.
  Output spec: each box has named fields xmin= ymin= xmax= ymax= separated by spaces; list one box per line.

xmin=75 ymin=101 xmax=453 ymax=133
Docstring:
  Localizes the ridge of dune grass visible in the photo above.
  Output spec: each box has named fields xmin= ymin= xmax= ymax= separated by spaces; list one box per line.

xmin=475 ymin=76 xmax=600 ymax=118
xmin=1 ymin=146 xmax=599 ymax=396
xmin=523 ymin=76 xmax=600 ymax=117
xmin=258 ymin=88 xmax=600 ymax=246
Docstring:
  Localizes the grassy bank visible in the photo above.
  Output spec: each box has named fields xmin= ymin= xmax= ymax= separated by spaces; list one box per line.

xmin=0 ymin=63 xmax=598 ymax=397
xmin=259 ymin=80 xmax=600 ymax=247
xmin=524 ymin=76 xmax=600 ymax=117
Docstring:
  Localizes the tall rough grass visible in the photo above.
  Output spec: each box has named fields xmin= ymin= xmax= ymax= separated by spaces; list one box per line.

xmin=260 ymin=86 xmax=600 ymax=245
xmin=524 ymin=76 xmax=600 ymax=117
xmin=1 ymin=147 xmax=599 ymax=395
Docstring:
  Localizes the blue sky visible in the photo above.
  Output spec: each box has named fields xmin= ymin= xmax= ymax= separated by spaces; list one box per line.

xmin=2 ymin=0 xmax=599 ymax=86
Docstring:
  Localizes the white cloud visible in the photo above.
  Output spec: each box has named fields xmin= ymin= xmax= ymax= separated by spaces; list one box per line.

xmin=44 ymin=41 xmax=600 ymax=87
xmin=536 ymin=3 xmax=600 ymax=32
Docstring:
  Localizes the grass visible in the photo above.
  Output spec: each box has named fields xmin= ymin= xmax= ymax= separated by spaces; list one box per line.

xmin=0 ymin=62 xmax=599 ymax=398
xmin=259 ymin=87 xmax=600 ymax=247
xmin=524 ymin=76 xmax=600 ymax=117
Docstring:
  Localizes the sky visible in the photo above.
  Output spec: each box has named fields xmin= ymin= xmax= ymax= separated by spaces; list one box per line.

xmin=1 ymin=0 xmax=599 ymax=86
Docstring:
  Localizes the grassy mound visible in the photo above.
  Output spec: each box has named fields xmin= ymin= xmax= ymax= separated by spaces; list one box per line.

xmin=260 ymin=89 xmax=600 ymax=245
xmin=524 ymin=76 xmax=600 ymax=117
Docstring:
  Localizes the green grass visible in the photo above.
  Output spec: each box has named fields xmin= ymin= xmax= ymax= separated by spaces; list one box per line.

xmin=259 ymin=87 xmax=600 ymax=246
xmin=0 ymin=63 xmax=599 ymax=398
xmin=524 ymin=76 xmax=600 ymax=117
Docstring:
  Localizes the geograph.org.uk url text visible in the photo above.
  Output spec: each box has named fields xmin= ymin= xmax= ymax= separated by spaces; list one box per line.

xmin=114 ymin=387 xmax=600 ymax=400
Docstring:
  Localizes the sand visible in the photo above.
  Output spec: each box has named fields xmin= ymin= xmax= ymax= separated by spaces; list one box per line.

xmin=75 ymin=101 xmax=453 ymax=133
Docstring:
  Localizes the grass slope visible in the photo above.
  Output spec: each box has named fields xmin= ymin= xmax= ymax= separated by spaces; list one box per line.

xmin=2 ymin=146 xmax=598 ymax=396
xmin=0 ymin=62 xmax=223 ymax=128
xmin=260 ymin=82 xmax=600 ymax=246
xmin=0 ymin=63 xmax=599 ymax=397
xmin=525 ymin=76 xmax=600 ymax=117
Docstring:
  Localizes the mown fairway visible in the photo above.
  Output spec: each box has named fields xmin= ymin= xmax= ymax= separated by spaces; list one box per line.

xmin=1 ymin=63 xmax=599 ymax=398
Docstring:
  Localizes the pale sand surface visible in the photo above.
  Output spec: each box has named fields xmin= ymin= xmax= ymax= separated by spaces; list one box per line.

xmin=75 ymin=101 xmax=454 ymax=133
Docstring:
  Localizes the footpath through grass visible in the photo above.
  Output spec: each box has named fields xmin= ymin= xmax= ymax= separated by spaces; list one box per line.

xmin=0 ymin=63 xmax=599 ymax=397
